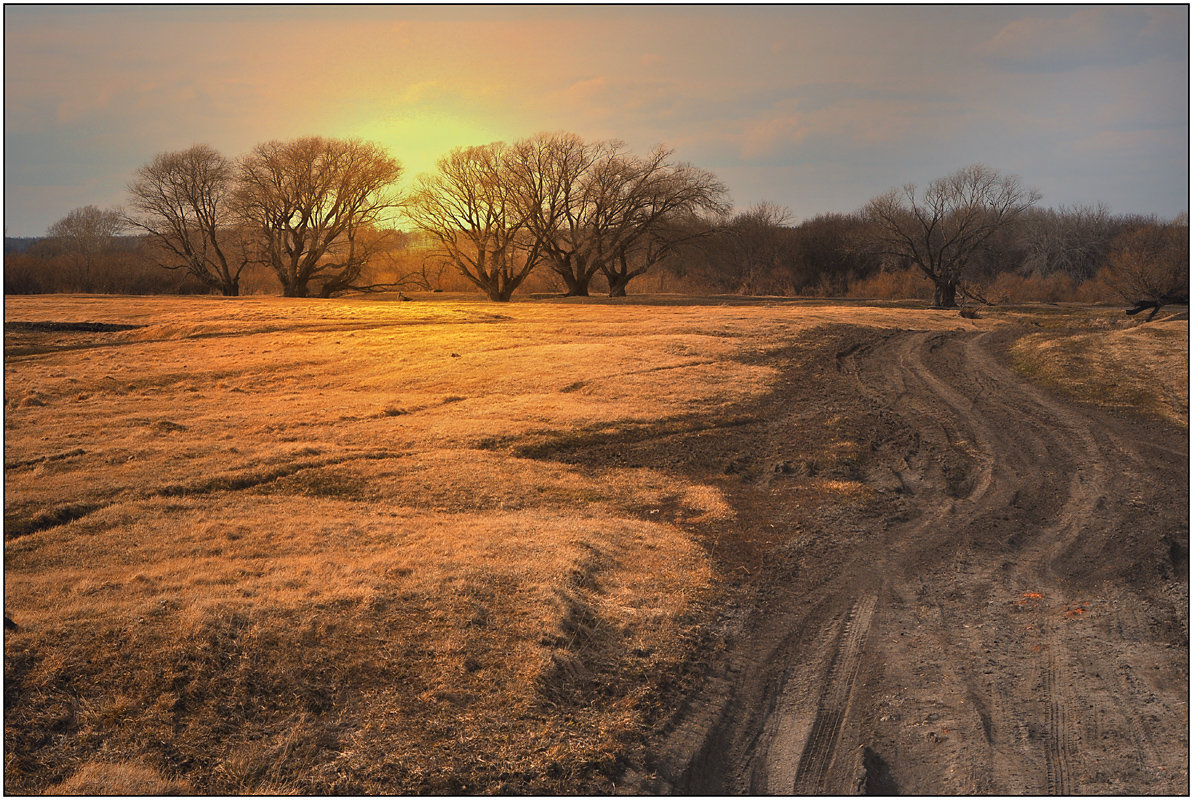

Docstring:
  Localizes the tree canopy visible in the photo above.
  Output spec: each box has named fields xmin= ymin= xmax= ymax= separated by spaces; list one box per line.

xmin=234 ymin=136 xmax=404 ymax=297
xmin=864 ymin=164 xmax=1041 ymax=307
xmin=126 ymin=144 xmax=250 ymax=296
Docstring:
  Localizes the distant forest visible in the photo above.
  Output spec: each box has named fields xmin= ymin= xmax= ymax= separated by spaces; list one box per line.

xmin=4 ymin=134 xmax=1187 ymax=307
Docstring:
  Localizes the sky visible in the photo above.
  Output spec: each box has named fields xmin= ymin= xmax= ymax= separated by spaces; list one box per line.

xmin=3 ymin=4 xmax=1189 ymax=236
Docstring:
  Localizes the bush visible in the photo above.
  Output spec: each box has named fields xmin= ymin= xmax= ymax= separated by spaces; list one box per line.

xmin=1072 ymin=268 xmax=1121 ymax=305
xmin=3 ymin=238 xmax=211 ymax=295
xmin=985 ymin=272 xmax=1076 ymax=303
xmin=1103 ymin=219 xmax=1189 ymax=302
xmin=846 ymin=267 xmax=934 ymax=300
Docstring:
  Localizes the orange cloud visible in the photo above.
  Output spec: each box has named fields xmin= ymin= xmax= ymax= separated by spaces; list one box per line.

xmin=738 ymin=96 xmax=972 ymax=159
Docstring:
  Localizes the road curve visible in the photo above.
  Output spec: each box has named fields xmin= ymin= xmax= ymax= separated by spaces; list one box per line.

xmin=652 ymin=327 xmax=1188 ymax=795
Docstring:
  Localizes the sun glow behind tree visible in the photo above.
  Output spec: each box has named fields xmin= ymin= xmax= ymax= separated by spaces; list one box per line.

xmin=353 ymin=114 xmax=518 ymax=224
xmin=3 ymin=5 xmax=1187 ymax=237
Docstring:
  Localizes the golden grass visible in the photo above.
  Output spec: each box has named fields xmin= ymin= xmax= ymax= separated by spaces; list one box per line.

xmin=45 ymin=759 xmax=191 ymax=795
xmin=1011 ymin=316 xmax=1189 ymax=427
xmin=4 ymin=294 xmax=1005 ymax=793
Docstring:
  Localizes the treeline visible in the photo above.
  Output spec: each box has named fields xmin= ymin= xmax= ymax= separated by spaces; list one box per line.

xmin=661 ymin=201 xmax=1187 ymax=306
xmin=5 ymin=133 xmax=1188 ymax=307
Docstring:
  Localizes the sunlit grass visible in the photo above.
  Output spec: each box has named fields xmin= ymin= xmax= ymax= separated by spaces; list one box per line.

xmin=3 ymin=293 xmax=1022 ymax=793
xmin=1011 ymin=316 xmax=1189 ymax=427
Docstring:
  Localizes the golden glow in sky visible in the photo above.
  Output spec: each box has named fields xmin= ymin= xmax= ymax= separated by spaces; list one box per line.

xmin=3 ymin=5 xmax=1188 ymax=235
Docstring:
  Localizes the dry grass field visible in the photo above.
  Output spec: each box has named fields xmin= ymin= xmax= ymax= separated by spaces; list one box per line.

xmin=3 ymin=294 xmax=1187 ymax=794
xmin=1011 ymin=312 xmax=1189 ymax=426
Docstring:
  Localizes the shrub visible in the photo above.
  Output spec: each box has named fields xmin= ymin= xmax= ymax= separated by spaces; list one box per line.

xmin=1073 ymin=268 xmax=1121 ymax=305
xmin=846 ymin=267 xmax=933 ymax=300
xmin=1103 ymin=219 xmax=1189 ymax=302
xmin=985 ymin=272 xmax=1076 ymax=303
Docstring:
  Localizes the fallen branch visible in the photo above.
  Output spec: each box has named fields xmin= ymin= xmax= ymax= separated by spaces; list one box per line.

xmin=959 ymin=282 xmax=992 ymax=306
xmin=1126 ymin=293 xmax=1188 ymax=322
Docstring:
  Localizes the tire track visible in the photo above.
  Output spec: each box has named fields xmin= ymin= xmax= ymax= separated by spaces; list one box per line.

xmin=1043 ymin=644 xmax=1073 ymax=795
xmin=745 ymin=604 xmax=845 ymax=794
xmin=791 ymin=593 xmax=878 ymax=793
xmin=767 ymin=329 xmax=1057 ymax=793
xmin=963 ymin=332 xmax=1098 ymax=795
xmin=648 ymin=323 xmax=1186 ymax=796
xmin=843 ymin=327 xmax=1169 ymax=795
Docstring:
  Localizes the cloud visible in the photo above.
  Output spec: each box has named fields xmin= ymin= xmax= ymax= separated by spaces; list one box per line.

xmin=543 ymin=75 xmax=710 ymax=135
xmin=2 ymin=5 xmax=1187 ymax=234
xmin=984 ymin=6 xmax=1187 ymax=73
xmin=735 ymin=92 xmax=973 ymax=161
xmin=560 ymin=76 xmax=609 ymax=102
xmin=1070 ymin=127 xmax=1186 ymax=158
xmin=740 ymin=113 xmax=808 ymax=158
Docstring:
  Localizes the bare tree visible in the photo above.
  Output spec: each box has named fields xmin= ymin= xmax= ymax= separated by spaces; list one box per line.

xmin=406 ymin=143 xmax=541 ymax=302
xmin=788 ymin=212 xmax=880 ymax=296
xmin=1106 ymin=216 xmax=1189 ymax=320
xmin=1018 ymin=204 xmax=1119 ymax=281
xmin=126 ymin=144 xmax=251 ymax=296
xmin=45 ymin=205 xmax=125 ymax=290
xmin=47 ymin=205 xmax=124 ymax=245
xmin=235 ymin=137 xmax=403 ymax=297
xmin=864 ymin=164 xmax=1041 ymax=307
xmin=597 ymin=148 xmax=729 ymax=296
xmin=506 ymin=135 xmax=728 ymax=297
xmin=708 ymin=203 xmax=792 ymax=295
xmin=506 ymin=133 xmax=615 ymax=296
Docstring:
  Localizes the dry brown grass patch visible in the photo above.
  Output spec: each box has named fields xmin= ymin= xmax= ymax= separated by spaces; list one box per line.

xmin=3 ymin=294 xmax=1015 ymax=793
xmin=7 ymin=498 xmax=710 ymax=792
xmin=46 ymin=759 xmax=192 ymax=795
xmin=1012 ymin=318 xmax=1189 ymax=427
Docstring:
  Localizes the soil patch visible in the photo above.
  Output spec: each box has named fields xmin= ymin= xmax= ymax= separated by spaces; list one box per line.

xmin=567 ymin=324 xmax=1191 ymax=794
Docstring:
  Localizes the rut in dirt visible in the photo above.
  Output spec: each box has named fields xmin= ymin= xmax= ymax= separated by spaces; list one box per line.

xmin=646 ymin=326 xmax=1188 ymax=796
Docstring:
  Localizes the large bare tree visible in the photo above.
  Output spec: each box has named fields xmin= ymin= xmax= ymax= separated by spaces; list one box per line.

xmin=235 ymin=137 xmax=403 ymax=297
xmin=596 ymin=148 xmax=729 ymax=296
xmin=864 ymin=164 xmax=1040 ymax=307
xmin=505 ymin=133 xmax=614 ymax=296
xmin=406 ymin=143 xmax=542 ymax=302
xmin=126 ymin=144 xmax=250 ymax=296
xmin=506 ymin=135 xmax=728 ymax=296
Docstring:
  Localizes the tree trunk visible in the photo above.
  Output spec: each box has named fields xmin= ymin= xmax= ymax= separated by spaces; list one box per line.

xmin=933 ymin=280 xmax=958 ymax=308
xmin=283 ymin=283 xmax=309 ymax=298
xmin=220 ymin=281 xmax=239 ymax=297
xmin=605 ymin=252 xmax=638 ymax=297
xmin=557 ymin=269 xmax=591 ymax=296
xmin=482 ymin=275 xmax=512 ymax=302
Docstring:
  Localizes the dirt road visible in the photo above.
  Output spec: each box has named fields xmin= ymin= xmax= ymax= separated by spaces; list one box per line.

xmin=636 ymin=326 xmax=1188 ymax=795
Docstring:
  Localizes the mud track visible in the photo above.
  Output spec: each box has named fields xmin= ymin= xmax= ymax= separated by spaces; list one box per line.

xmin=637 ymin=326 xmax=1188 ymax=795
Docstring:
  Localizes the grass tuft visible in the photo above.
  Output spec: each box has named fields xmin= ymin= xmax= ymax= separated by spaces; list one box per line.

xmin=46 ymin=759 xmax=191 ymax=795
